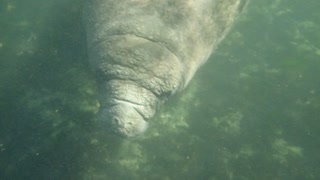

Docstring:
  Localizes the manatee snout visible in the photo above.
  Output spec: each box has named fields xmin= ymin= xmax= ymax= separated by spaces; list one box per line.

xmin=98 ymin=103 xmax=148 ymax=137
xmin=96 ymin=79 xmax=156 ymax=137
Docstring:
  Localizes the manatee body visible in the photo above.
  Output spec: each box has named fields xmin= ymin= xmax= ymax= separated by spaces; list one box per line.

xmin=85 ymin=0 xmax=247 ymax=137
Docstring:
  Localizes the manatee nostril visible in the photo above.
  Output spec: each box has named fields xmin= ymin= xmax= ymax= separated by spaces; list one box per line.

xmin=112 ymin=117 xmax=120 ymax=125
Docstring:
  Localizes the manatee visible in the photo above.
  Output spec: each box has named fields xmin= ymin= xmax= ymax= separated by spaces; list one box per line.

xmin=84 ymin=0 xmax=248 ymax=137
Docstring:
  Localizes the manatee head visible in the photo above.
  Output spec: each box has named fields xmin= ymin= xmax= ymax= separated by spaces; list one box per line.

xmin=86 ymin=0 xmax=249 ymax=137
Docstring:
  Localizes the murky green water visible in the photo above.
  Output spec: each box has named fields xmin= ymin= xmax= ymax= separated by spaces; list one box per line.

xmin=1 ymin=0 xmax=319 ymax=179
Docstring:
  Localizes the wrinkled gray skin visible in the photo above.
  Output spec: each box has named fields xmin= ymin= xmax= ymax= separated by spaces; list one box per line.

xmin=84 ymin=0 xmax=248 ymax=137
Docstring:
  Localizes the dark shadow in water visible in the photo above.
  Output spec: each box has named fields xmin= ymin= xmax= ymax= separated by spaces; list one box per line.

xmin=0 ymin=1 xmax=123 ymax=179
